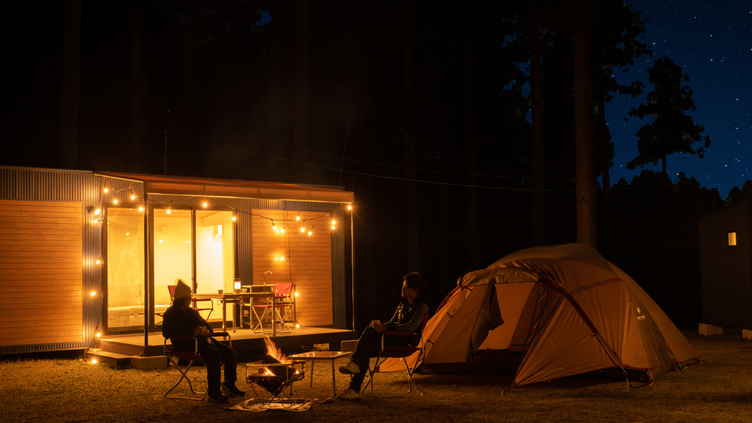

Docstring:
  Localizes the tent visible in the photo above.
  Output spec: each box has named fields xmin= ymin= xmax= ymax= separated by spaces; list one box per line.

xmin=380 ymin=244 xmax=700 ymax=387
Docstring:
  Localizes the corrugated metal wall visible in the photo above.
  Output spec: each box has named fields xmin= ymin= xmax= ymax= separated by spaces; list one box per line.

xmin=149 ymin=196 xmax=349 ymax=328
xmin=0 ymin=167 xmax=102 ymax=355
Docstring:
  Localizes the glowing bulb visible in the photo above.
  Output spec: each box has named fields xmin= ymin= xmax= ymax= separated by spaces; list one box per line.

xmin=92 ymin=208 xmax=101 ymax=215
xmin=126 ymin=232 xmax=129 ymax=236
xmin=308 ymin=231 xmax=312 ymax=236
xmin=331 ymin=225 xmax=335 ymax=230
xmin=296 ymin=215 xmax=301 ymax=221
xmin=95 ymin=258 xmax=101 ymax=265
xmin=232 ymin=215 xmax=236 ymax=221
xmin=138 ymin=206 xmax=144 ymax=212
xmin=96 ymin=332 xmax=101 ymax=338
xmin=203 ymin=202 xmax=207 ymax=208
xmin=130 ymin=194 xmax=136 ymax=200
xmin=281 ymin=228 xmax=285 ymax=234
xmin=300 ymin=227 xmax=305 ymax=232
xmin=90 ymin=291 xmax=97 ymax=297
xmin=331 ymin=220 xmax=336 ymax=225
xmin=295 ymin=323 xmax=300 ymax=328
xmin=272 ymin=224 xmax=277 ymax=231
xmin=294 ymin=292 xmax=299 ymax=297
xmin=159 ymin=240 xmax=164 ymax=243
xmin=280 ymin=256 xmax=285 ymax=261
xmin=103 ymin=188 xmax=108 ymax=193
xmin=347 ymin=204 xmax=352 ymax=210
xmin=166 ymin=209 xmax=171 ymax=214
xmin=113 ymin=199 xmax=118 ymax=205
xmin=91 ymin=359 xmax=98 ymax=364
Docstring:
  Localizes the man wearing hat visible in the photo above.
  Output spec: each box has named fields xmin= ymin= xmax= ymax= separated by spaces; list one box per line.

xmin=162 ymin=279 xmax=245 ymax=403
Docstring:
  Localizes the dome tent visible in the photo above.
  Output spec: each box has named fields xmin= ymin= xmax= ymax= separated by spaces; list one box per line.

xmin=379 ymin=244 xmax=700 ymax=387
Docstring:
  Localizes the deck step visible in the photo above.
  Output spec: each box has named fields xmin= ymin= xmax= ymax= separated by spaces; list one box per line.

xmin=85 ymin=349 xmax=132 ymax=368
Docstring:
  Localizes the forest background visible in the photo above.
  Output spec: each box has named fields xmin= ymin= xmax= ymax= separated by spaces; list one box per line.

xmin=1 ymin=0 xmax=741 ymax=329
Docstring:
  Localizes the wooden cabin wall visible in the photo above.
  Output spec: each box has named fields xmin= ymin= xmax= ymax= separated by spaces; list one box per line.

xmin=252 ymin=210 xmax=333 ymax=326
xmin=698 ymin=201 xmax=752 ymax=328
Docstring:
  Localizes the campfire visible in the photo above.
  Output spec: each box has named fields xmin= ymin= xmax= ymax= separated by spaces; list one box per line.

xmin=246 ymin=336 xmax=305 ymax=396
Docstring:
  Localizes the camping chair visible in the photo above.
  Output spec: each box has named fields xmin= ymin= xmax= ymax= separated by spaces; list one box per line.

xmin=168 ymin=285 xmax=214 ymax=320
xmin=163 ymin=332 xmax=232 ymax=400
xmin=251 ymin=283 xmax=295 ymax=333
xmin=362 ymin=312 xmax=430 ymax=396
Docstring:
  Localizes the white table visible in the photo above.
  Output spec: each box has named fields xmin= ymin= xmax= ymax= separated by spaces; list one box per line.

xmin=289 ymin=351 xmax=354 ymax=395
xmin=193 ymin=292 xmax=277 ymax=335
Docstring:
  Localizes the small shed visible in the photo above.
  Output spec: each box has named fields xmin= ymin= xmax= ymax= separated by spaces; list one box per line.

xmin=697 ymin=192 xmax=752 ymax=329
xmin=0 ymin=166 xmax=355 ymax=355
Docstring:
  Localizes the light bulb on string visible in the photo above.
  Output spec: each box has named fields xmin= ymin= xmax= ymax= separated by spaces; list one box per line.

xmin=130 ymin=194 xmax=136 ymax=200
xmin=203 ymin=201 xmax=207 ymax=208
xmin=347 ymin=204 xmax=352 ymax=210
xmin=113 ymin=199 xmax=118 ymax=205
xmin=300 ymin=227 xmax=305 ymax=233
xmin=138 ymin=205 xmax=144 ymax=212
xmin=103 ymin=187 xmax=108 ymax=194
xmin=232 ymin=215 xmax=236 ymax=222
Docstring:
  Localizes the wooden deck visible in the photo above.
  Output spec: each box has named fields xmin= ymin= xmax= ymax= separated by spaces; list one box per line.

xmin=98 ymin=326 xmax=358 ymax=357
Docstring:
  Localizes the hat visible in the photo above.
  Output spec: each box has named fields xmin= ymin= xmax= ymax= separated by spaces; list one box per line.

xmin=173 ymin=278 xmax=192 ymax=299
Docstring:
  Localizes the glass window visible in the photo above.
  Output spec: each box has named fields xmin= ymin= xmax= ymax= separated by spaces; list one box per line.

xmin=106 ymin=208 xmax=145 ymax=330
xmin=196 ymin=210 xmax=235 ymax=319
xmin=153 ymin=208 xmax=193 ymax=323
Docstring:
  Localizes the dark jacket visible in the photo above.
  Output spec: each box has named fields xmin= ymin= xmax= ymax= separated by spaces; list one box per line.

xmin=385 ymin=297 xmax=429 ymax=345
xmin=162 ymin=304 xmax=213 ymax=351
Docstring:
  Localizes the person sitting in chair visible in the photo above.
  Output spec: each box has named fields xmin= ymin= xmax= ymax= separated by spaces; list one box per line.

xmin=337 ymin=272 xmax=429 ymax=400
xmin=162 ymin=279 xmax=245 ymax=403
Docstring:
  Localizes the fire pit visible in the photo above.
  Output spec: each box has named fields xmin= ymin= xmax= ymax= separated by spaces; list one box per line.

xmin=246 ymin=357 xmax=306 ymax=407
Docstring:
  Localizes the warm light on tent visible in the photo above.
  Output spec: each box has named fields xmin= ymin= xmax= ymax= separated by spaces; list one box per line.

xmin=728 ymin=231 xmax=737 ymax=247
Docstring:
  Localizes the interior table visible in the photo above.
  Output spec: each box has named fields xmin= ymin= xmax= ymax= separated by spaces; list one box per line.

xmin=288 ymin=351 xmax=354 ymax=396
xmin=193 ymin=292 xmax=277 ymax=335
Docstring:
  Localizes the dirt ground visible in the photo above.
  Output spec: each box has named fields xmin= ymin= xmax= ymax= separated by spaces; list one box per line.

xmin=2 ymin=330 xmax=752 ymax=422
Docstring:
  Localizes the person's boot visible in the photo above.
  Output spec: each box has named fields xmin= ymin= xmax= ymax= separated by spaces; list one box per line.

xmin=222 ymin=381 xmax=246 ymax=397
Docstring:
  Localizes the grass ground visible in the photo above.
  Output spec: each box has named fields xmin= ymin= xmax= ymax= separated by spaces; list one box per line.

xmin=2 ymin=331 xmax=752 ymax=422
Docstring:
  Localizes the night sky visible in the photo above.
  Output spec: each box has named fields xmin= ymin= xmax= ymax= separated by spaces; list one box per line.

xmin=607 ymin=0 xmax=752 ymax=198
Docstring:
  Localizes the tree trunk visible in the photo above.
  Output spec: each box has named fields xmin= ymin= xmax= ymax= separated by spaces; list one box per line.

xmin=402 ymin=0 xmax=420 ymax=271
xmin=180 ymin=0 xmax=198 ymax=175
xmin=465 ymin=14 xmax=479 ymax=270
xmin=59 ymin=0 xmax=81 ymax=169
xmin=573 ymin=28 xmax=597 ymax=249
xmin=293 ymin=0 xmax=312 ymax=183
xmin=530 ymin=0 xmax=545 ymax=246
xmin=130 ymin=0 xmax=146 ymax=172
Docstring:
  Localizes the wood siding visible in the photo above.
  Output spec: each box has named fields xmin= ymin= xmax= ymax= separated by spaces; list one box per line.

xmin=252 ymin=210 xmax=333 ymax=326
xmin=0 ymin=200 xmax=83 ymax=346
xmin=698 ymin=201 xmax=752 ymax=327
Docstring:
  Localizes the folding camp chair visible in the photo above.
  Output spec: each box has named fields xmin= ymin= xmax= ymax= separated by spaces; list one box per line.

xmin=168 ymin=285 xmax=214 ymax=320
xmin=163 ymin=332 xmax=232 ymax=400
xmin=251 ymin=283 xmax=295 ymax=333
xmin=362 ymin=312 xmax=429 ymax=396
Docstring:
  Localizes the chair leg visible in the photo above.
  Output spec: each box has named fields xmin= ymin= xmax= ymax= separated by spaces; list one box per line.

xmin=252 ymin=307 xmax=269 ymax=333
xmin=164 ymin=355 xmax=208 ymax=401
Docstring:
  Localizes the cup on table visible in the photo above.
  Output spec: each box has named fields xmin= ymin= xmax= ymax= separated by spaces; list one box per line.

xmin=218 ymin=289 xmax=224 ymax=294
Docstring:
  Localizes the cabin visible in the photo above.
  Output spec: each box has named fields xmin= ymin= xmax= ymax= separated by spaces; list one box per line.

xmin=0 ymin=166 xmax=357 ymax=361
xmin=697 ymin=190 xmax=752 ymax=334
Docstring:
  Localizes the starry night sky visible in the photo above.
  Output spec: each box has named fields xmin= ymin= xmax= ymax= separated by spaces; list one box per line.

xmin=607 ymin=0 xmax=752 ymax=198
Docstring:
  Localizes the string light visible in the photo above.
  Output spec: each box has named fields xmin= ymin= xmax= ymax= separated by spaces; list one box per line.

xmin=90 ymin=291 xmax=97 ymax=297
xmin=232 ymin=215 xmax=236 ymax=222
xmin=308 ymin=230 xmax=312 ymax=236
xmin=91 ymin=359 xmax=98 ymax=364
xmin=347 ymin=204 xmax=352 ymax=210
xmin=130 ymin=194 xmax=136 ymax=200
xmin=138 ymin=205 xmax=144 ymax=212
xmin=113 ymin=199 xmax=118 ymax=205
xmin=203 ymin=201 xmax=207 ymax=208
xmin=96 ymin=257 xmax=102 ymax=265
xmin=96 ymin=332 xmax=101 ymax=338
xmin=272 ymin=220 xmax=277 ymax=231
xmin=300 ymin=227 xmax=305 ymax=232
xmin=103 ymin=187 xmax=108 ymax=193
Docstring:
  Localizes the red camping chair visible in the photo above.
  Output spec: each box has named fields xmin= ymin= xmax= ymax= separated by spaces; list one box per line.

xmin=168 ymin=285 xmax=214 ymax=320
xmin=163 ymin=332 xmax=231 ymax=400
xmin=362 ymin=312 xmax=430 ymax=396
xmin=251 ymin=283 xmax=295 ymax=333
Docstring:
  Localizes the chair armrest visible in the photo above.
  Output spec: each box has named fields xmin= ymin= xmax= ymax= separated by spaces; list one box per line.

xmin=385 ymin=331 xmax=416 ymax=337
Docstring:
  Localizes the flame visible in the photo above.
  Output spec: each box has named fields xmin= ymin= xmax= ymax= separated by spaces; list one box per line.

xmin=264 ymin=335 xmax=288 ymax=363
xmin=260 ymin=368 xmax=274 ymax=376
